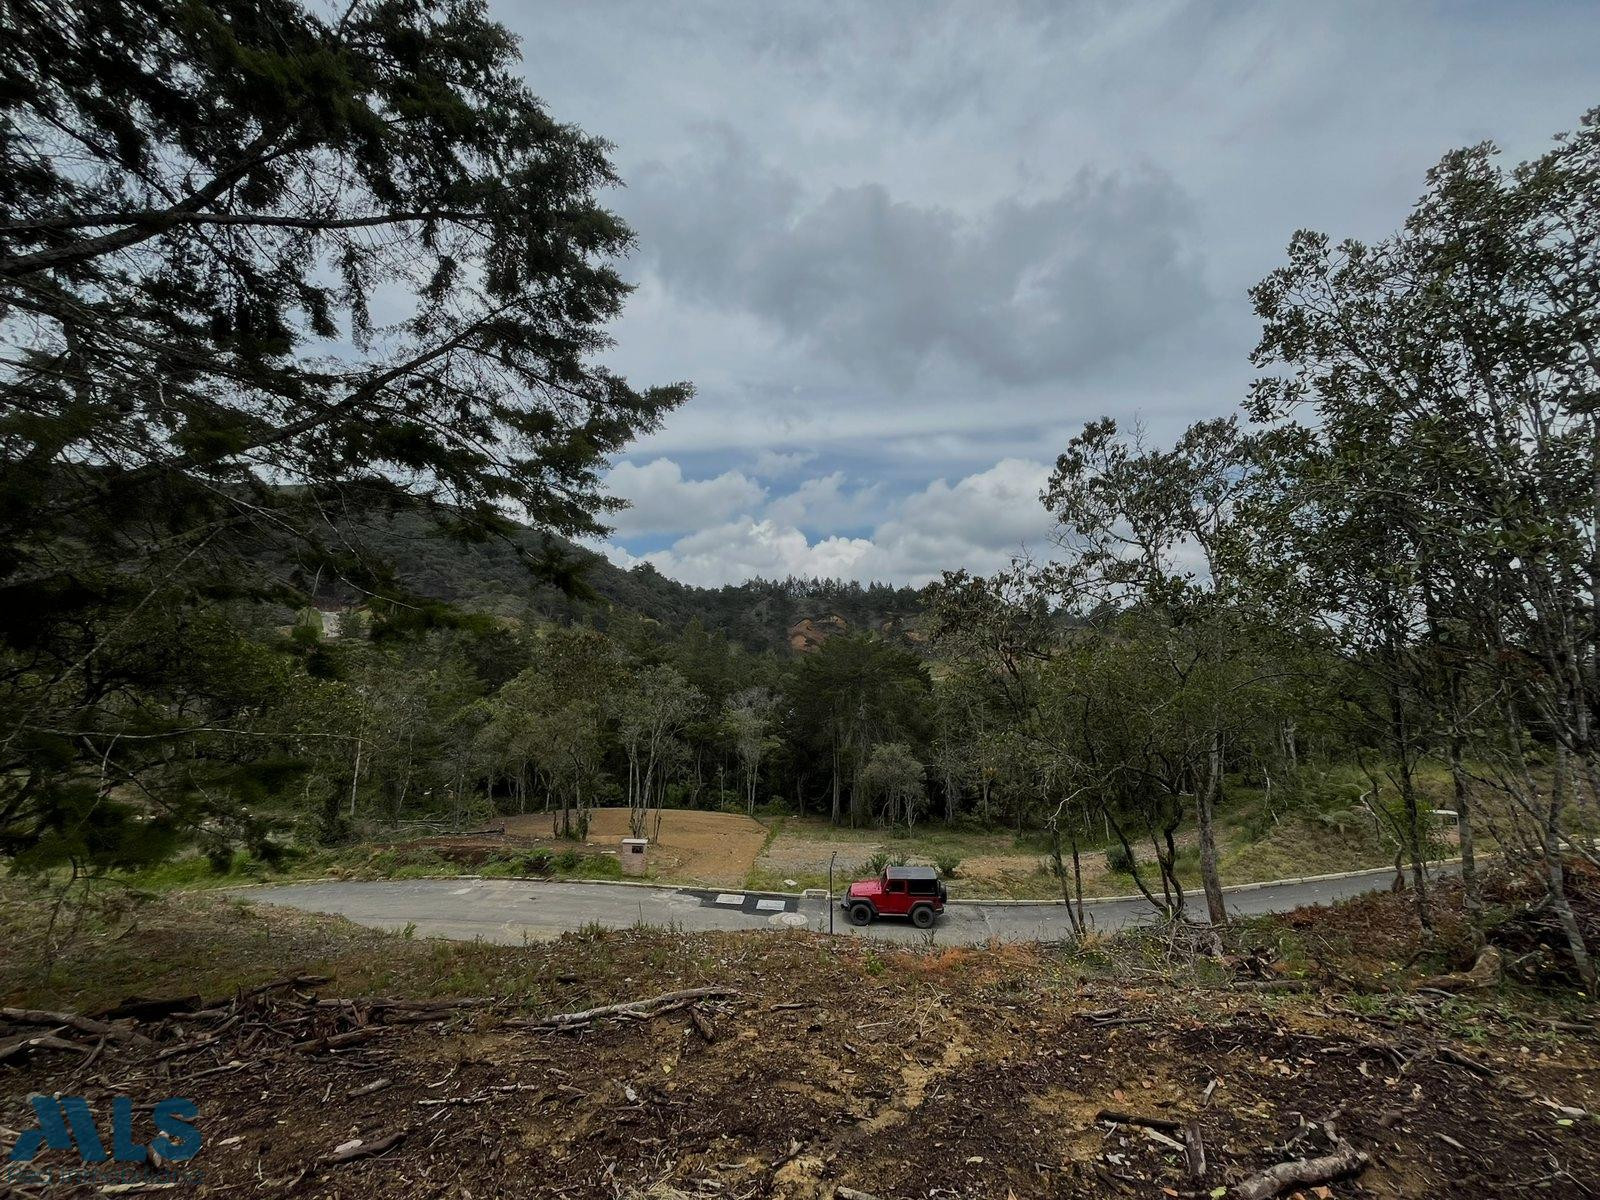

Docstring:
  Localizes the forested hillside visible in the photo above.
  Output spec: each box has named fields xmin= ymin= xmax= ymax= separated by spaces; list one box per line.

xmin=281 ymin=507 xmax=926 ymax=652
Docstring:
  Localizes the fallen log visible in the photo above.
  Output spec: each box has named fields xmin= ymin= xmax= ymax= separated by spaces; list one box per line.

xmin=315 ymin=997 xmax=493 ymax=1012
xmin=169 ymin=1008 xmax=230 ymax=1022
xmin=243 ymin=974 xmax=332 ymax=998
xmin=1433 ymin=1045 xmax=1496 ymax=1078
xmin=155 ymin=1033 xmax=226 ymax=1061
xmin=0 ymin=1030 xmax=91 ymax=1063
xmin=1416 ymin=946 xmax=1502 ymax=992
xmin=1183 ymin=1120 xmax=1207 ymax=1180
xmin=292 ymin=1027 xmax=389 ymax=1054
xmin=1 ymin=1007 xmax=149 ymax=1043
xmin=689 ymin=1007 xmax=718 ymax=1043
xmin=515 ymin=986 xmax=736 ymax=1030
xmin=324 ymin=1130 xmax=406 ymax=1165
xmin=193 ymin=975 xmax=333 ymax=1010
xmin=1094 ymin=1109 xmax=1184 ymax=1134
xmin=1235 ymin=1143 xmax=1371 ymax=1200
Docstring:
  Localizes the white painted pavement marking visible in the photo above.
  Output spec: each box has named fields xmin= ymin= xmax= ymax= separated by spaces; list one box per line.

xmin=713 ymin=893 xmax=745 ymax=906
xmin=754 ymin=898 xmax=786 ymax=912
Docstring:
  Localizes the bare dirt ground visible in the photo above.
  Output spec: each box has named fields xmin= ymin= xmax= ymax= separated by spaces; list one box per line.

xmin=2 ymin=875 xmax=1598 ymax=1198
xmin=395 ymin=808 xmax=767 ymax=887
xmin=754 ymin=823 xmax=1120 ymax=899
xmin=500 ymin=807 xmax=770 ymax=888
xmin=754 ymin=815 xmax=1438 ymax=901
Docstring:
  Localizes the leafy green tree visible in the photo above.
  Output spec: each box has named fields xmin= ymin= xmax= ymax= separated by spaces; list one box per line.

xmin=787 ymin=634 xmax=930 ymax=824
xmin=1249 ymin=107 xmax=1600 ymax=990
xmin=723 ymin=687 xmax=778 ymax=816
xmin=858 ymin=741 xmax=927 ymax=830
xmin=615 ymin=664 xmax=703 ymax=835
xmin=1042 ymin=415 xmax=1281 ymax=923
xmin=0 ymin=0 xmax=686 ymax=867
xmin=0 ymin=599 xmax=305 ymax=873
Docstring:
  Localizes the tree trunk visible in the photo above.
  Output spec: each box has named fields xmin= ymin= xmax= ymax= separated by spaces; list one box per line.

xmin=1069 ymin=826 xmax=1086 ymax=934
xmin=1048 ymin=818 xmax=1080 ymax=937
xmin=1383 ymin=659 xmax=1431 ymax=930
xmin=1549 ymin=739 xmax=1597 ymax=996
xmin=1197 ymin=731 xmax=1228 ymax=925
xmin=830 ymin=742 xmax=841 ymax=825
xmin=1398 ymin=757 xmax=1431 ymax=929
xmin=348 ymin=737 xmax=362 ymax=821
xmin=1448 ymin=731 xmax=1479 ymax=912
xmin=1161 ymin=818 xmax=1186 ymax=919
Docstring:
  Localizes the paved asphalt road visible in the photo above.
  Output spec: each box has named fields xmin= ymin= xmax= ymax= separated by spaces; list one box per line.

xmin=246 ymin=865 xmax=1420 ymax=947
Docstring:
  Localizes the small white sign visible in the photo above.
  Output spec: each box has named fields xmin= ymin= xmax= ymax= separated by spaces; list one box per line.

xmin=714 ymin=893 xmax=745 ymax=906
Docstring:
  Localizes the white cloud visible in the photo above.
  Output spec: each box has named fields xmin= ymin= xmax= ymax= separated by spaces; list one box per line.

xmin=865 ymin=457 xmax=1053 ymax=582
xmin=751 ymin=448 xmax=818 ymax=479
xmin=603 ymin=458 xmax=765 ymax=537
xmin=765 ymin=471 xmax=883 ymax=531
xmin=636 ymin=518 xmax=876 ymax=587
xmin=627 ymin=140 xmax=1211 ymax=388
xmin=611 ymin=457 xmax=1055 ymax=587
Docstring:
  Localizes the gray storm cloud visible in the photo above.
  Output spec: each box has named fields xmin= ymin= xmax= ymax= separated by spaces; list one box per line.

xmin=624 ymin=135 xmax=1210 ymax=387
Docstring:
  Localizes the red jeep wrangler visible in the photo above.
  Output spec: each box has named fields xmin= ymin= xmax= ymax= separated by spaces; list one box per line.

xmin=841 ymin=864 xmax=947 ymax=928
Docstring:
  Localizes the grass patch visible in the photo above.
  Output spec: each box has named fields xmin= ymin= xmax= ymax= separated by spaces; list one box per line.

xmin=115 ymin=841 xmax=627 ymax=894
xmin=744 ymin=865 xmax=832 ymax=894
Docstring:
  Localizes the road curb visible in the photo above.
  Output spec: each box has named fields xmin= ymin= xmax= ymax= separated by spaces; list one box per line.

xmin=213 ymin=872 xmax=680 ymax=896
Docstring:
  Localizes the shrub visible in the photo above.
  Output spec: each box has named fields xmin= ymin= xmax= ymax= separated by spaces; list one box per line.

xmin=1105 ymin=843 xmax=1136 ymax=874
xmin=553 ymin=848 xmax=581 ymax=872
xmin=518 ymin=848 xmax=554 ymax=875
xmin=204 ymin=844 xmax=235 ymax=874
xmin=481 ymin=848 xmax=555 ymax=878
xmin=933 ymin=854 xmax=962 ymax=878
xmin=864 ymin=851 xmax=890 ymax=874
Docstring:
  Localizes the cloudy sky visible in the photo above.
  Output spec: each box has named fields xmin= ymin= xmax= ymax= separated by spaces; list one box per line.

xmin=498 ymin=1 xmax=1599 ymax=588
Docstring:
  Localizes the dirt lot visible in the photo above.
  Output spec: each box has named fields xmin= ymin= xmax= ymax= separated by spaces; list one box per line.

xmin=483 ymin=807 xmax=770 ymax=888
xmin=753 ymin=814 xmax=1438 ymax=901
xmin=753 ymin=820 xmax=1127 ymax=899
xmin=2 ymin=879 xmax=1597 ymax=1198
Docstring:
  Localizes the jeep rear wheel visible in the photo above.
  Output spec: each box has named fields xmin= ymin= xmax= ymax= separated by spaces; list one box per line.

xmin=848 ymin=902 xmax=874 ymax=926
xmin=910 ymin=904 xmax=935 ymax=929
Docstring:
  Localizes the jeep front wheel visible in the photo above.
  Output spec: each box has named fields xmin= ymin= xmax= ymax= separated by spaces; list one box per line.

xmin=848 ymin=902 xmax=874 ymax=926
xmin=910 ymin=904 xmax=935 ymax=929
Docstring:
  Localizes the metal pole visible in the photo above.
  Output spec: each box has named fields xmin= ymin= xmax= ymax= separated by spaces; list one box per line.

xmin=828 ymin=851 xmax=836 ymax=936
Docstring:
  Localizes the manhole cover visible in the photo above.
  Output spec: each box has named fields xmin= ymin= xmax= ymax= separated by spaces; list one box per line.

xmin=770 ymin=912 xmax=809 ymax=928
